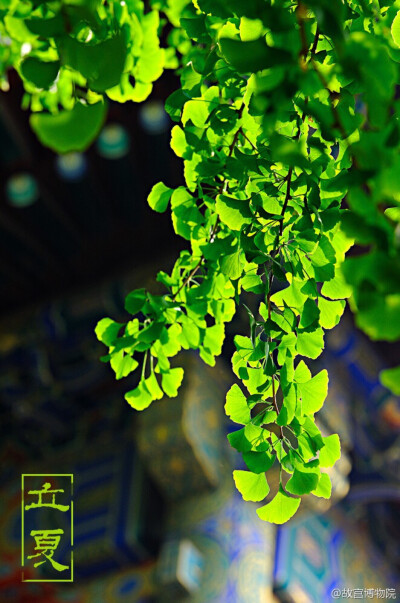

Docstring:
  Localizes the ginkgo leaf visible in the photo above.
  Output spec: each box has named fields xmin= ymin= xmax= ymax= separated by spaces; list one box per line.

xmin=233 ymin=470 xmax=270 ymax=502
xmin=225 ymin=384 xmax=251 ymax=424
xmin=125 ymin=383 xmax=153 ymax=411
xmin=110 ymin=351 xmax=138 ymax=380
xmin=227 ymin=427 xmax=253 ymax=452
xmin=148 ymin=182 xmax=173 ymax=213
xmin=20 ymin=57 xmax=60 ymax=89
xmin=321 ymin=267 xmax=352 ymax=300
xmin=242 ymin=450 xmax=275 ymax=473
xmin=319 ymin=434 xmax=341 ymax=467
xmin=294 ymin=360 xmax=312 ymax=383
xmin=125 ymin=289 xmax=147 ymax=315
xmin=31 ymin=101 xmax=106 ymax=153
xmin=311 ymin=473 xmax=332 ymax=499
xmin=95 ymin=318 xmax=122 ymax=346
xmin=318 ymin=298 xmax=346 ymax=329
xmin=220 ymin=37 xmax=292 ymax=73
xmin=296 ymin=328 xmax=325 ymax=359
xmin=257 ymin=487 xmax=301 ymax=524
xmin=286 ymin=468 xmax=319 ymax=495
xmin=161 ymin=367 xmax=184 ymax=397
xmin=296 ymin=370 xmax=329 ymax=415
xmin=216 ymin=195 xmax=253 ymax=230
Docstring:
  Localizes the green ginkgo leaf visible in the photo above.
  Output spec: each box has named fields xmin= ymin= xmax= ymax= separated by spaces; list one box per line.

xmin=286 ymin=469 xmax=319 ymax=495
xmin=297 ymin=370 xmax=329 ymax=415
xmin=227 ymin=428 xmax=253 ymax=453
xmin=148 ymin=182 xmax=173 ymax=213
xmin=161 ymin=367 xmax=184 ymax=397
xmin=225 ymin=384 xmax=251 ymax=424
xmin=242 ymin=450 xmax=275 ymax=474
xmin=20 ymin=57 xmax=60 ymax=89
xmin=216 ymin=195 xmax=253 ymax=231
xmin=257 ymin=487 xmax=301 ymax=524
xmin=62 ymin=34 xmax=127 ymax=92
xmin=296 ymin=328 xmax=325 ymax=360
xmin=30 ymin=101 xmax=106 ymax=153
xmin=111 ymin=351 xmax=139 ymax=380
xmin=95 ymin=318 xmax=123 ymax=346
xmin=219 ymin=37 xmax=292 ymax=73
xmin=233 ymin=470 xmax=270 ymax=502
xmin=311 ymin=473 xmax=332 ymax=499
xmin=318 ymin=298 xmax=346 ymax=329
xmin=125 ymin=382 xmax=153 ymax=411
xmin=319 ymin=434 xmax=341 ymax=468
xmin=125 ymin=289 xmax=147 ymax=315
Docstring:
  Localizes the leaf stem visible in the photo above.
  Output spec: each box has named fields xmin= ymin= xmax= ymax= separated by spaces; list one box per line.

xmin=279 ymin=168 xmax=293 ymax=236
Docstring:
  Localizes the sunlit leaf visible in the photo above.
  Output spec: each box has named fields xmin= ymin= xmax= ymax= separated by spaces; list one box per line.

xmin=233 ymin=469 xmax=270 ymax=502
xmin=319 ymin=434 xmax=341 ymax=468
xmin=257 ymin=487 xmax=301 ymax=524
xmin=30 ymin=101 xmax=107 ymax=153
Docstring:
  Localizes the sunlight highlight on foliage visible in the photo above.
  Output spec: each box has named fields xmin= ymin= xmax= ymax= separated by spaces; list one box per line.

xmin=3 ymin=0 xmax=400 ymax=523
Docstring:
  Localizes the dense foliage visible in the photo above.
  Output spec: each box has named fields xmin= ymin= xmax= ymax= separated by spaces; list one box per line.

xmin=2 ymin=0 xmax=400 ymax=523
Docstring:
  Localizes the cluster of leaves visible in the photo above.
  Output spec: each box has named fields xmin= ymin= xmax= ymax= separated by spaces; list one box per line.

xmin=4 ymin=0 xmax=400 ymax=523
xmin=0 ymin=0 xmax=174 ymax=151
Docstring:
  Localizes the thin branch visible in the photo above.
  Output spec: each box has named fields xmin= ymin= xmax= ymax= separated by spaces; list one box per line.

xmin=309 ymin=28 xmax=320 ymax=57
xmin=279 ymin=168 xmax=293 ymax=236
xmin=296 ymin=2 xmax=309 ymax=62
xmin=239 ymin=127 xmax=258 ymax=152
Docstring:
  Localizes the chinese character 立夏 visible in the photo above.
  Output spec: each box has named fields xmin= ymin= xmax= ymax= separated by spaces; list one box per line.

xmin=27 ymin=529 xmax=69 ymax=571
xmin=25 ymin=482 xmax=70 ymax=512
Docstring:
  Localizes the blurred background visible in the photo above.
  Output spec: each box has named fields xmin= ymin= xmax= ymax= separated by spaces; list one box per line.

xmin=0 ymin=68 xmax=399 ymax=602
